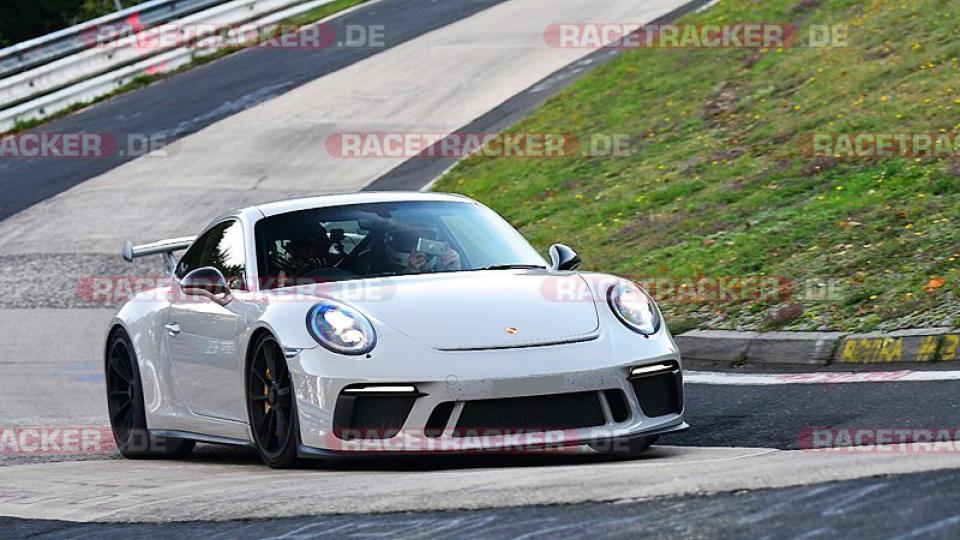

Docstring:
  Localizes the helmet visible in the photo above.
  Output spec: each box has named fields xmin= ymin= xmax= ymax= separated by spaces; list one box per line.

xmin=384 ymin=226 xmax=436 ymax=267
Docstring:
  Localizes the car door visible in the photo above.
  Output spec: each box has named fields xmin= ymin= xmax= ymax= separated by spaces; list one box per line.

xmin=165 ymin=219 xmax=249 ymax=421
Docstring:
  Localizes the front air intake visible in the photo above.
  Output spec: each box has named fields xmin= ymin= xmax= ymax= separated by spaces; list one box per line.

xmin=333 ymin=385 xmax=422 ymax=440
xmin=629 ymin=361 xmax=682 ymax=417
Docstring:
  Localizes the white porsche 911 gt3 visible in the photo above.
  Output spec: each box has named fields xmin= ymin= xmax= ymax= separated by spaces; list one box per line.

xmin=106 ymin=192 xmax=686 ymax=467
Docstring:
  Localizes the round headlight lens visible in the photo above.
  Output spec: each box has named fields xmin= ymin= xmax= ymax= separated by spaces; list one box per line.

xmin=608 ymin=281 xmax=661 ymax=336
xmin=306 ymin=301 xmax=377 ymax=355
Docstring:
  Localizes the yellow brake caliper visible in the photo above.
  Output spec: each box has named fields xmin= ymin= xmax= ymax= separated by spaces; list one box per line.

xmin=264 ymin=368 xmax=271 ymax=413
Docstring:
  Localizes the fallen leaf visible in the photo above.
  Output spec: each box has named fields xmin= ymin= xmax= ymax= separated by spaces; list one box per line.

xmin=924 ymin=277 xmax=946 ymax=293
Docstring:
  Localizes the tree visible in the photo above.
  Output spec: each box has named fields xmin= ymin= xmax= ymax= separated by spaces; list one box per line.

xmin=0 ymin=0 xmax=120 ymax=46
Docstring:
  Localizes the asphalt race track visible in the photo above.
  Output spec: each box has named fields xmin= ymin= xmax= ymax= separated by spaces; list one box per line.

xmin=0 ymin=0 xmax=507 ymax=222
xmin=4 ymin=469 xmax=960 ymax=539
xmin=2 ymin=0 xmax=960 ymax=538
xmin=2 ymin=377 xmax=960 ymax=537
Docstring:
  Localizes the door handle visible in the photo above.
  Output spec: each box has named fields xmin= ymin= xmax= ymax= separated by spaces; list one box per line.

xmin=165 ymin=323 xmax=181 ymax=336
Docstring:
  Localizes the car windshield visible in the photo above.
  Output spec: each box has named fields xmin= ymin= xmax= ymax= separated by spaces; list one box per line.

xmin=255 ymin=200 xmax=546 ymax=288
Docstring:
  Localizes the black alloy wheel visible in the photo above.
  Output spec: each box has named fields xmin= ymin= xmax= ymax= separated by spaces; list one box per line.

xmin=247 ymin=333 xmax=302 ymax=468
xmin=106 ymin=329 xmax=194 ymax=458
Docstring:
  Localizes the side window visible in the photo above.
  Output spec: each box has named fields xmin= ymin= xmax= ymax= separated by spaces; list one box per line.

xmin=175 ymin=228 xmax=217 ymax=280
xmin=176 ymin=220 xmax=248 ymax=290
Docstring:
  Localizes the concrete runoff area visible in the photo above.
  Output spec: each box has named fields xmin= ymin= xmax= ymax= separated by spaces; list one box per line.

xmin=2 ymin=444 xmax=960 ymax=523
xmin=0 ymin=310 xmax=113 ymax=425
xmin=4 ymin=469 xmax=960 ymax=539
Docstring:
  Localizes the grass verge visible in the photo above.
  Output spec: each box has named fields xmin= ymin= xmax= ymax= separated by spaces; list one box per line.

xmin=434 ymin=0 xmax=960 ymax=332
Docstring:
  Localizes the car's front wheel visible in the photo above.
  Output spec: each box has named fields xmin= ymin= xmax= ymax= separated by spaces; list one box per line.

xmin=106 ymin=328 xmax=195 ymax=458
xmin=246 ymin=333 xmax=303 ymax=468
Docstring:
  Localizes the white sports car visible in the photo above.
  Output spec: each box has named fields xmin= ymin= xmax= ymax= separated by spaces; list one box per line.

xmin=106 ymin=192 xmax=686 ymax=467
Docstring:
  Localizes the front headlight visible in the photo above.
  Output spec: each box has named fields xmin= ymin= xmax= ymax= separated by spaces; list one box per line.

xmin=608 ymin=281 xmax=661 ymax=336
xmin=306 ymin=301 xmax=377 ymax=355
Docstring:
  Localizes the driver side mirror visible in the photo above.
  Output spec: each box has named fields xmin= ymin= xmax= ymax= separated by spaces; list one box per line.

xmin=549 ymin=244 xmax=581 ymax=271
xmin=181 ymin=267 xmax=233 ymax=306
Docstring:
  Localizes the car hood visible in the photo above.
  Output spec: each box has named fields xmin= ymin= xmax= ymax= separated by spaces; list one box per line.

xmin=286 ymin=270 xmax=600 ymax=350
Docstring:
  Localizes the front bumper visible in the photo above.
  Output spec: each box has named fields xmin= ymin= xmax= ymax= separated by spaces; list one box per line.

xmin=286 ymin=324 xmax=685 ymax=454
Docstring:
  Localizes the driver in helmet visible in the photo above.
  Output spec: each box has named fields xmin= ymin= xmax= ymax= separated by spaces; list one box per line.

xmin=385 ymin=227 xmax=461 ymax=274
xmin=270 ymin=216 xmax=333 ymax=284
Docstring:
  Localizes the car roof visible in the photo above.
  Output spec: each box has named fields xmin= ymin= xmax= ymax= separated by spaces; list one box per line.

xmin=251 ymin=191 xmax=476 ymax=218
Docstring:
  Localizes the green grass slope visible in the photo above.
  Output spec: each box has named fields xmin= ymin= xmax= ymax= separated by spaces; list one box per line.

xmin=434 ymin=0 xmax=960 ymax=332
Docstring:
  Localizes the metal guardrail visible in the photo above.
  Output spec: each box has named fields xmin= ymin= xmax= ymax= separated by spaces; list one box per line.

xmin=0 ymin=0 xmax=334 ymax=132
xmin=0 ymin=0 xmax=318 ymax=110
xmin=0 ymin=0 xmax=230 ymax=80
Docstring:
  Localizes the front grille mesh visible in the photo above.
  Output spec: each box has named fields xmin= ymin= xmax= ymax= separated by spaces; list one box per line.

xmin=454 ymin=391 xmax=605 ymax=436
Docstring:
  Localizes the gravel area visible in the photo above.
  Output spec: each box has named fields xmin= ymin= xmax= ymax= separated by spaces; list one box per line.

xmin=0 ymin=254 xmax=164 ymax=309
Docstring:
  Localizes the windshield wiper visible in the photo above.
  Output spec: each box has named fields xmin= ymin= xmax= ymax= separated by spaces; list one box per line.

xmin=478 ymin=264 xmax=547 ymax=271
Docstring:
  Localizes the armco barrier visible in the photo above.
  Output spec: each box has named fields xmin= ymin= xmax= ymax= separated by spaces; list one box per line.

xmin=0 ymin=0 xmax=229 ymax=79
xmin=0 ymin=0 xmax=322 ymax=110
xmin=0 ymin=0 xmax=334 ymax=132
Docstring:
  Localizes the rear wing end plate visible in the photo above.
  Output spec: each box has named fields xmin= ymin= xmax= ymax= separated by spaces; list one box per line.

xmin=122 ymin=236 xmax=195 ymax=275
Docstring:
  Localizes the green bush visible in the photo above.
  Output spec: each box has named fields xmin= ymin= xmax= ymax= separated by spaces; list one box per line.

xmin=0 ymin=0 xmax=119 ymax=45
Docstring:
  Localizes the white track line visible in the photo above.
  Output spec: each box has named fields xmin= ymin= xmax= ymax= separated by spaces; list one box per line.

xmin=685 ymin=369 xmax=960 ymax=386
xmin=695 ymin=0 xmax=723 ymax=13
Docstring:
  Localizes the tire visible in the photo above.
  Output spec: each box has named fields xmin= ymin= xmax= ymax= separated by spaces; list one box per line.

xmin=590 ymin=435 xmax=659 ymax=456
xmin=246 ymin=333 xmax=303 ymax=468
xmin=106 ymin=329 xmax=195 ymax=459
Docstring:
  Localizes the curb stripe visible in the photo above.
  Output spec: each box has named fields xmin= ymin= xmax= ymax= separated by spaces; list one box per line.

xmin=685 ymin=370 xmax=960 ymax=386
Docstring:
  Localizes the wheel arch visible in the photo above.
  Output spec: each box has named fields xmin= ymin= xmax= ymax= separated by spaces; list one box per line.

xmin=245 ymin=327 xmax=277 ymax=369
xmin=105 ymin=310 xmax=166 ymax=421
xmin=243 ymin=326 xmax=284 ymax=397
xmin=104 ymin=323 xmax=128 ymax=366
